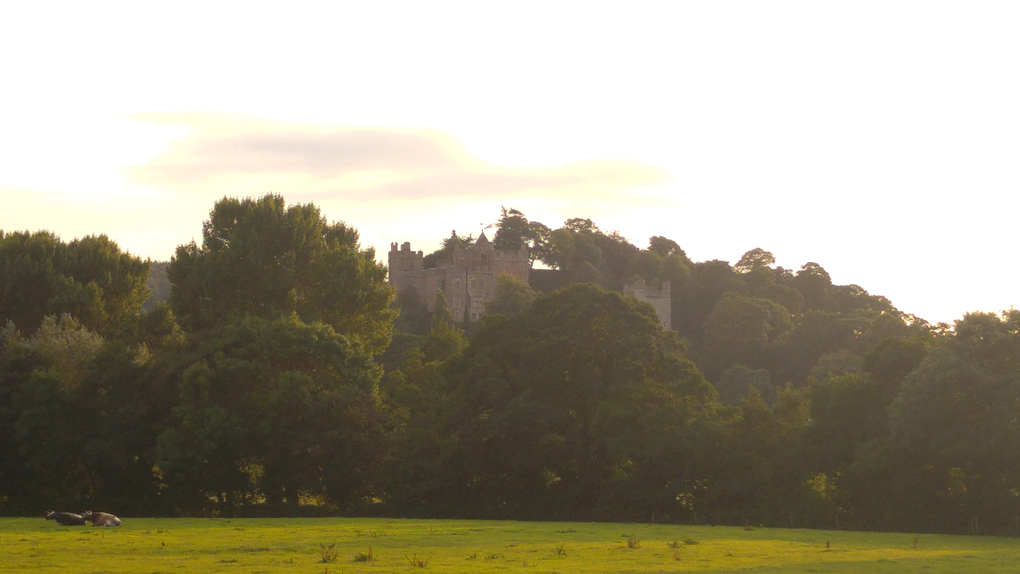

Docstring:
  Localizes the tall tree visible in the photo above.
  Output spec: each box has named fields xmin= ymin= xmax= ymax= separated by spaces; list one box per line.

xmin=492 ymin=207 xmax=551 ymax=267
xmin=0 ymin=315 xmax=104 ymax=511
xmin=167 ymin=194 xmax=394 ymax=354
xmin=423 ymin=230 xmax=474 ymax=269
xmin=156 ymin=315 xmax=382 ymax=514
xmin=444 ymin=283 xmax=716 ymax=520
xmin=884 ymin=310 xmax=1020 ymax=534
xmin=485 ymin=273 xmax=537 ymax=315
xmin=0 ymin=231 xmax=150 ymax=336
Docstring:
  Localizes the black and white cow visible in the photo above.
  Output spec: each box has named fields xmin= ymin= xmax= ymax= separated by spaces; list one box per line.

xmin=44 ymin=511 xmax=87 ymax=526
xmin=83 ymin=511 xmax=122 ymax=527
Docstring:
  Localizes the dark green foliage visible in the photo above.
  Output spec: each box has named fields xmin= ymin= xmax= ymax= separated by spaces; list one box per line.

xmin=168 ymin=194 xmax=394 ymax=354
xmin=882 ymin=311 xmax=1020 ymax=533
xmin=442 ymin=283 xmax=718 ymax=520
xmin=11 ymin=206 xmax=1020 ymax=536
xmin=715 ymin=365 xmax=775 ymax=406
xmin=733 ymin=248 xmax=775 ymax=274
xmin=485 ymin=274 xmax=537 ymax=315
xmin=392 ymin=286 xmax=431 ymax=337
xmin=492 ymin=207 xmax=550 ymax=268
xmin=0 ymin=230 xmax=150 ymax=336
xmin=697 ymin=294 xmax=792 ymax=383
xmin=155 ymin=315 xmax=381 ymax=514
xmin=423 ymin=230 xmax=474 ymax=270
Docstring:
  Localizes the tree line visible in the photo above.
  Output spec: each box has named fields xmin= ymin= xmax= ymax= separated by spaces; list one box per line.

xmin=1 ymin=196 xmax=1017 ymax=536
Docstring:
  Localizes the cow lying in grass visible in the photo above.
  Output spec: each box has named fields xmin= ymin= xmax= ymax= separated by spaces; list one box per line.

xmin=83 ymin=511 xmax=122 ymax=527
xmin=44 ymin=511 xmax=86 ymax=526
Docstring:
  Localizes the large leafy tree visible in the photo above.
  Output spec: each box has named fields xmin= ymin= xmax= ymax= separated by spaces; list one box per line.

xmin=484 ymin=273 xmax=537 ymax=315
xmin=423 ymin=230 xmax=474 ymax=270
xmin=492 ymin=207 xmax=551 ymax=268
xmin=156 ymin=315 xmax=381 ymax=513
xmin=168 ymin=194 xmax=394 ymax=354
xmin=444 ymin=283 xmax=717 ymax=520
xmin=0 ymin=231 xmax=150 ymax=336
xmin=0 ymin=315 xmax=105 ymax=511
xmin=882 ymin=310 xmax=1020 ymax=534
xmin=698 ymin=294 xmax=793 ymax=383
xmin=160 ymin=194 xmax=396 ymax=513
xmin=376 ymin=296 xmax=466 ymax=514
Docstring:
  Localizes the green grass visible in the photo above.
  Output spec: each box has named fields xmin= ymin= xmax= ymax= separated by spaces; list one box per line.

xmin=1 ymin=516 xmax=1016 ymax=573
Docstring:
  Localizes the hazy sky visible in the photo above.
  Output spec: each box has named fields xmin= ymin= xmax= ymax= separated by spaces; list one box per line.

xmin=2 ymin=2 xmax=1017 ymax=325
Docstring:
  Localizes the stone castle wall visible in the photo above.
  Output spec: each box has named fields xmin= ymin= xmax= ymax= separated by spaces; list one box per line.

xmin=388 ymin=234 xmax=529 ymax=323
xmin=623 ymin=277 xmax=671 ymax=330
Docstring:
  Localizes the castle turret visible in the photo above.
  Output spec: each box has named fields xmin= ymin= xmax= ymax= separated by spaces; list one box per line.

xmin=624 ymin=276 xmax=672 ymax=330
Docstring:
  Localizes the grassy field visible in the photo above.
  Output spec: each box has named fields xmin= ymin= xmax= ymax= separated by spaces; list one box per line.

xmin=1 ymin=516 xmax=1017 ymax=573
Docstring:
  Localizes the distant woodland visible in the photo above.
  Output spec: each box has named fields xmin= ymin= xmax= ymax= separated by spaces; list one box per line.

xmin=2 ymin=194 xmax=1018 ymax=537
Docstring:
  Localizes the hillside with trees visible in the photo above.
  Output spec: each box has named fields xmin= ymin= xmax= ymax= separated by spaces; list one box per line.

xmin=2 ymin=195 xmax=1017 ymax=537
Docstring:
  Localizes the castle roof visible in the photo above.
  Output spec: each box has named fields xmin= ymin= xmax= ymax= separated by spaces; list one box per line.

xmin=476 ymin=230 xmax=490 ymax=246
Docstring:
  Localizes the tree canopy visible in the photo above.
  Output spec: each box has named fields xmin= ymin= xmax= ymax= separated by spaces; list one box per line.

xmin=167 ymin=194 xmax=394 ymax=354
xmin=0 ymin=230 xmax=150 ymax=336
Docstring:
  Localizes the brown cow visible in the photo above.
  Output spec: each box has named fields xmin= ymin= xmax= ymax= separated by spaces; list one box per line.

xmin=82 ymin=511 xmax=122 ymax=527
xmin=44 ymin=511 xmax=86 ymax=526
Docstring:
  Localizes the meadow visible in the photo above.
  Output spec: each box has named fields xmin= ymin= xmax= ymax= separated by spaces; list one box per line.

xmin=1 ymin=517 xmax=1016 ymax=573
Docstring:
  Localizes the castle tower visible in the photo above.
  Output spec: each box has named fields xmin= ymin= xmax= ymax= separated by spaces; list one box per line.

xmin=623 ymin=276 xmax=672 ymax=330
xmin=388 ymin=241 xmax=426 ymax=300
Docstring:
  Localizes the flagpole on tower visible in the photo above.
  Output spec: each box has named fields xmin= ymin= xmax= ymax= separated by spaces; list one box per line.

xmin=479 ymin=222 xmax=495 ymax=238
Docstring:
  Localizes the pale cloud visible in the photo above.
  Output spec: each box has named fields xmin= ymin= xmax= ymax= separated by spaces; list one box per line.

xmin=126 ymin=113 xmax=670 ymax=204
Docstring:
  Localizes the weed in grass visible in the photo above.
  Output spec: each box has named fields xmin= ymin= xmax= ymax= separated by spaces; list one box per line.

xmin=216 ymin=559 xmax=238 ymax=563
xmin=913 ymin=536 xmax=919 ymax=549
xmin=744 ymin=525 xmax=756 ymax=531
xmin=667 ymin=540 xmax=681 ymax=549
xmin=683 ymin=537 xmax=700 ymax=545
xmin=406 ymin=553 xmax=430 ymax=568
xmin=627 ymin=537 xmax=641 ymax=549
xmin=555 ymin=528 xmax=577 ymax=533
xmin=485 ymin=553 xmax=502 ymax=560
xmin=352 ymin=546 xmax=375 ymax=562
xmin=554 ymin=544 xmax=567 ymax=556
xmin=466 ymin=553 xmax=477 ymax=560
xmin=672 ymin=548 xmax=683 ymax=561
xmin=318 ymin=542 xmax=338 ymax=563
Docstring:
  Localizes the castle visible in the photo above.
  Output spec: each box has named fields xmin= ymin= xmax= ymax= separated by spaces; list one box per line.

xmin=389 ymin=231 xmax=672 ymax=329
xmin=388 ymin=232 xmax=530 ymax=323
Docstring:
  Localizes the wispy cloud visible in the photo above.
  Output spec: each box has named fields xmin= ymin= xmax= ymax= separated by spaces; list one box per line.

xmin=127 ymin=112 xmax=670 ymax=203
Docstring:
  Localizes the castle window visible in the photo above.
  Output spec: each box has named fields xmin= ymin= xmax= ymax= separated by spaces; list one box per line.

xmin=470 ymin=279 xmax=477 ymax=289
xmin=482 ymin=254 xmax=489 ymax=265
xmin=439 ymin=279 xmax=445 ymax=290
xmin=479 ymin=279 xmax=485 ymax=290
